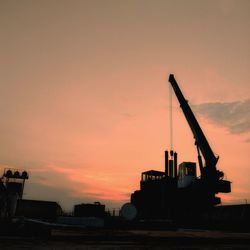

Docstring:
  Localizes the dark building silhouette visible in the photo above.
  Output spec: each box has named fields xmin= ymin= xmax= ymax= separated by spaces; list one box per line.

xmin=15 ymin=199 xmax=62 ymax=221
xmin=74 ymin=202 xmax=105 ymax=218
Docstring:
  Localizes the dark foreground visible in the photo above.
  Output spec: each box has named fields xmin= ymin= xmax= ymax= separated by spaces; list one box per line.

xmin=1 ymin=229 xmax=250 ymax=250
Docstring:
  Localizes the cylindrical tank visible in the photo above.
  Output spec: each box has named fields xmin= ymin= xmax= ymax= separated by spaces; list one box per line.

xmin=21 ymin=171 xmax=29 ymax=179
xmin=5 ymin=170 xmax=13 ymax=178
xmin=13 ymin=171 xmax=20 ymax=178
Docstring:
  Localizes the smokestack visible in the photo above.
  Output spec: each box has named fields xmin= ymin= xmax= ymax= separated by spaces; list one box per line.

xmin=174 ymin=152 xmax=178 ymax=178
xmin=170 ymin=150 xmax=174 ymax=158
xmin=165 ymin=150 xmax=169 ymax=177
xmin=169 ymin=160 xmax=174 ymax=178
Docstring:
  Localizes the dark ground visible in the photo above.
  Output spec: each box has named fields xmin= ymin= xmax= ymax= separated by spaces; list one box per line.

xmin=1 ymin=229 xmax=250 ymax=250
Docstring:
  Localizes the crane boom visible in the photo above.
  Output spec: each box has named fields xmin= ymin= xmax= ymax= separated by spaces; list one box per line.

xmin=168 ymin=74 xmax=218 ymax=172
xmin=130 ymin=74 xmax=231 ymax=220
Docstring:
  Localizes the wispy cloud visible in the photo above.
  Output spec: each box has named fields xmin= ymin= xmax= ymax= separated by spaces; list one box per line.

xmin=30 ymin=163 xmax=130 ymax=206
xmin=192 ymin=99 xmax=250 ymax=135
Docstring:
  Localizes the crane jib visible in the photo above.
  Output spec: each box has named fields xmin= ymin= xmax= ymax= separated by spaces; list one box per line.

xmin=168 ymin=74 xmax=218 ymax=170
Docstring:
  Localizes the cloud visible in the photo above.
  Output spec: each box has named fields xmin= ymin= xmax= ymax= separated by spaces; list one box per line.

xmin=29 ymin=164 xmax=130 ymax=208
xmin=245 ymin=138 xmax=250 ymax=143
xmin=192 ymin=99 xmax=250 ymax=134
xmin=0 ymin=161 xmax=130 ymax=211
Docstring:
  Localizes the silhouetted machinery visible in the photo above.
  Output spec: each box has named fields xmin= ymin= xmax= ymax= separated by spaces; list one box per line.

xmin=3 ymin=169 xmax=29 ymax=198
xmin=131 ymin=74 xmax=231 ymax=220
xmin=74 ymin=202 xmax=105 ymax=218
xmin=0 ymin=168 xmax=29 ymax=218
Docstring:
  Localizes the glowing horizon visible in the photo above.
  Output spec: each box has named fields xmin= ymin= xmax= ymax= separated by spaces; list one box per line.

xmin=0 ymin=0 xmax=249 ymax=210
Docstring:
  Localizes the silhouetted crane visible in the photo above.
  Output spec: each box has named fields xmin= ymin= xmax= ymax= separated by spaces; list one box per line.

xmin=130 ymin=74 xmax=231 ymax=220
xmin=169 ymin=74 xmax=231 ymax=198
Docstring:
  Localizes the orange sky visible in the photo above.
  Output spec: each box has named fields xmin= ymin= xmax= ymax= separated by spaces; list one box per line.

xmin=0 ymin=0 xmax=249 ymax=210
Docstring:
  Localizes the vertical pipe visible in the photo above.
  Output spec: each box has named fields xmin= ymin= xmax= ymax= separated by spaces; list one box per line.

xmin=169 ymin=150 xmax=174 ymax=178
xmin=169 ymin=160 xmax=173 ymax=178
xmin=165 ymin=150 xmax=169 ymax=177
xmin=174 ymin=152 xmax=178 ymax=178
xmin=170 ymin=150 xmax=174 ymax=157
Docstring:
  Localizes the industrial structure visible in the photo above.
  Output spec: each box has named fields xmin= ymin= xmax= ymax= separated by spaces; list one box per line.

xmin=2 ymin=74 xmax=248 ymax=233
xmin=0 ymin=168 xmax=63 ymax=222
xmin=131 ymin=74 xmax=231 ymax=220
xmin=0 ymin=168 xmax=29 ymax=218
xmin=74 ymin=202 xmax=105 ymax=218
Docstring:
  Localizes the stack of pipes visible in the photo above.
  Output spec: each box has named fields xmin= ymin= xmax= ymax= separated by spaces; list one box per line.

xmin=165 ymin=150 xmax=178 ymax=178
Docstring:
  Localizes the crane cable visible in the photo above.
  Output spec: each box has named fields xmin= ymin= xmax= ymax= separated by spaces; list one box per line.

xmin=169 ymin=81 xmax=173 ymax=151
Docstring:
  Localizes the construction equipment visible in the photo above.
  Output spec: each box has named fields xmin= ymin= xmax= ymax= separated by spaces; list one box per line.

xmin=130 ymin=74 xmax=231 ymax=220
xmin=169 ymin=74 xmax=231 ymax=197
xmin=0 ymin=168 xmax=29 ymax=218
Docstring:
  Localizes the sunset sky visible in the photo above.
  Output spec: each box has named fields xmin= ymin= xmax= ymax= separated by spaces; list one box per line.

xmin=0 ymin=0 xmax=249 ymax=210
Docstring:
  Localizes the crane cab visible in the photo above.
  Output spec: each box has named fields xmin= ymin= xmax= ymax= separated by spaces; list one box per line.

xmin=178 ymin=162 xmax=196 ymax=188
